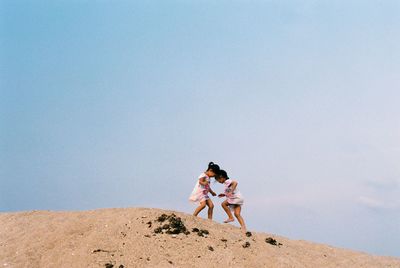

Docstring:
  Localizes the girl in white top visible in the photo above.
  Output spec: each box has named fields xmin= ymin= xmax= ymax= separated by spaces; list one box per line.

xmin=216 ymin=170 xmax=247 ymax=232
xmin=189 ymin=162 xmax=219 ymax=219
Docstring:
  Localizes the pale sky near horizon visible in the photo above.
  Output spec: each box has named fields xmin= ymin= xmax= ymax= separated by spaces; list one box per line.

xmin=1 ymin=0 xmax=400 ymax=257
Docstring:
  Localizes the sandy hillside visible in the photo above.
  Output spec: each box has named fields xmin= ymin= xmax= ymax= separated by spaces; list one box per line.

xmin=1 ymin=207 xmax=399 ymax=268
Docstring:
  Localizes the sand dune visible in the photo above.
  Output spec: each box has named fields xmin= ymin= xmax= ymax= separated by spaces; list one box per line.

xmin=1 ymin=207 xmax=399 ymax=268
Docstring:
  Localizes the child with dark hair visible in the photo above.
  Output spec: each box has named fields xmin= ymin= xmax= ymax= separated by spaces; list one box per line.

xmin=189 ymin=162 xmax=220 ymax=219
xmin=216 ymin=170 xmax=247 ymax=232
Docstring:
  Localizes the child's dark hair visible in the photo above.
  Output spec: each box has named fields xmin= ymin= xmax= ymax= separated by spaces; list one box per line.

xmin=207 ymin=162 xmax=220 ymax=173
xmin=218 ymin=169 xmax=229 ymax=180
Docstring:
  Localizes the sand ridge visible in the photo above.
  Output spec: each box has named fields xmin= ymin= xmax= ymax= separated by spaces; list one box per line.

xmin=1 ymin=207 xmax=399 ymax=268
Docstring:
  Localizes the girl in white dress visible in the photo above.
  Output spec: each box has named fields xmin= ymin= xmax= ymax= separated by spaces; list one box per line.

xmin=189 ymin=162 xmax=219 ymax=219
xmin=216 ymin=170 xmax=247 ymax=232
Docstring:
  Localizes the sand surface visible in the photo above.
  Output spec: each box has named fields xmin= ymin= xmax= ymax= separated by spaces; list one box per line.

xmin=1 ymin=207 xmax=399 ymax=268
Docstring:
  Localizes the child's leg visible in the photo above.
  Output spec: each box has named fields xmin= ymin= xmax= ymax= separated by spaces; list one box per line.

xmin=205 ymin=199 xmax=214 ymax=220
xmin=193 ymin=201 xmax=207 ymax=217
xmin=233 ymin=205 xmax=247 ymax=232
xmin=221 ymin=200 xmax=234 ymax=222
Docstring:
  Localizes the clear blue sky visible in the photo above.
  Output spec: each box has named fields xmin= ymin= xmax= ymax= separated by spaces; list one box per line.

xmin=1 ymin=0 xmax=399 ymax=257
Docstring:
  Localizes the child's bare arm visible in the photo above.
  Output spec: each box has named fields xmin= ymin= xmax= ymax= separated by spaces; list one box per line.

xmin=198 ymin=177 xmax=209 ymax=186
xmin=209 ymin=187 xmax=216 ymax=196
xmin=230 ymin=181 xmax=238 ymax=192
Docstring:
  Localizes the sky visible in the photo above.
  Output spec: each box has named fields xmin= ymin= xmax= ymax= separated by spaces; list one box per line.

xmin=1 ymin=0 xmax=399 ymax=257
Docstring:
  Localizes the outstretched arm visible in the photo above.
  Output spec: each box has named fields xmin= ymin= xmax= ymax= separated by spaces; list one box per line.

xmin=229 ymin=181 xmax=238 ymax=192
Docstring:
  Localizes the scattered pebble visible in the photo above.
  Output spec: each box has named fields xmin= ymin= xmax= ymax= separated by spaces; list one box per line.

xmin=105 ymin=263 xmax=113 ymax=268
xmin=242 ymin=242 xmax=251 ymax=248
xmin=265 ymin=237 xmax=282 ymax=246
xmin=171 ymin=234 xmax=177 ymax=238
xmin=208 ymin=246 xmax=214 ymax=251
xmin=93 ymin=249 xmax=110 ymax=253
xmin=197 ymin=229 xmax=209 ymax=237
xmin=246 ymin=231 xmax=252 ymax=237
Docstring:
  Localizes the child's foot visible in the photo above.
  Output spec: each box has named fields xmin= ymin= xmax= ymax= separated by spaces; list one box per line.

xmin=223 ymin=218 xmax=234 ymax=223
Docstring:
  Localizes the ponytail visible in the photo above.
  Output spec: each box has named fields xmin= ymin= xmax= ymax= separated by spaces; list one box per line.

xmin=207 ymin=162 xmax=220 ymax=173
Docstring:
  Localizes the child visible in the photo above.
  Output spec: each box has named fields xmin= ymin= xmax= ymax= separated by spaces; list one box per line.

xmin=216 ymin=170 xmax=247 ymax=232
xmin=189 ymin=162 xmax=219 ymax=219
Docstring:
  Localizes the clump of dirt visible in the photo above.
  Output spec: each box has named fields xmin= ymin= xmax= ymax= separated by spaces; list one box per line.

xmin=152 ymin=214 xmax=190 ymax=235
xmin=246 ymin=231 xmax=252 ymax=237
xmin=265 ymin=237 xmax=282 ymax=246
xmin=157 ymin=214 xmax=169 ymax=222
xmin=191 ymin=227 xmax=209 ymax=237
xmin=208 ymin=246 xmax=214 ymax=251
xmin=105 ymin=263 xmax=121 ymax=268
xmin=197 ymin=229 xmax=209 ymax=237
xmin=93 ymin=249 xmax=111 ymax=253
xmin=242 ymin=242 xmax=251 ymax=248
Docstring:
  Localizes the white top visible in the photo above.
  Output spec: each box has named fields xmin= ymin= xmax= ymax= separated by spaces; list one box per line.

xmin=224 ymin=179 xmax=244 ymax=205
xmin=189 ymin=173 xmax=211 ymax=203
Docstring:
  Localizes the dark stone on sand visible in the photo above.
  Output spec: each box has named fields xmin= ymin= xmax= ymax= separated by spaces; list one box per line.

xmin=192 ymin=228 xmax=200 ymax=232
xmin=208 ymin=246 xmax=214 ymax=251
xmin=242 ymin=242 xmax=251 ymax=248
xmin=246 ymin=231 xmax=252 ymax=237
xmin=157 ymin=214 xmax=169 ymax=222
xmin=93 ymin=249 xmax=110 ymax=253
xmin=265 ymin=237 xmax=282 ymax=246
xmin=105 ymin=263 xmax=113 ymax=268
xmin=154 ymin=214 xmax=188 ymax=235
xmin=197 ymin=229 xmax=210 ymax=237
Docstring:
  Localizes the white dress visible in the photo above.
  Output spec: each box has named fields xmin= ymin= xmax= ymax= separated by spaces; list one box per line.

xmin=189 ymin=173 xmax=210 ymax=203
xmin=224 ymin=179 xmax=244 ymax=206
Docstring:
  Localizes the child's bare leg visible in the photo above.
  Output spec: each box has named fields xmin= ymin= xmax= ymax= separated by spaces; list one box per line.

xmin=233 ymin=205 xmax=247 ymax=232
xmin=193 ymin=201 xmax=206 ymax=217
xmin=221 ymin=200 xmax=234 ymax=222
xmin=206 ymin=199 xmax=214 ymax=219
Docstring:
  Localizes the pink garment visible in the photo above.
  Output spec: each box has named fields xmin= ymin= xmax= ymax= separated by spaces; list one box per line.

xmin=224 ymin=179 xmax=244 ymax=205
xmin=189 ymin=173 xmax=210 ymax=203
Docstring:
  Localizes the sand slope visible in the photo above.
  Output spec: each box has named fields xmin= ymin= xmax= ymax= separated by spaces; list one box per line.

xmin=1 ymin=207 xmax=399 ymax=268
